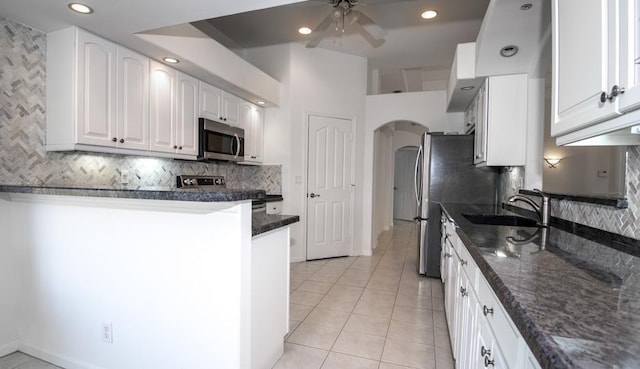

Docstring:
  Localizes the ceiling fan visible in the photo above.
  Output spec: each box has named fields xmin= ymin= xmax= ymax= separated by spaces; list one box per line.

xmin=305 ymin=0 xmax=387 ymax=48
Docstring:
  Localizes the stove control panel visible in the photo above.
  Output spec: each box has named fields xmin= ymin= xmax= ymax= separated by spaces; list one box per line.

xmin=176 ymin=175 xmax=226 ymax=188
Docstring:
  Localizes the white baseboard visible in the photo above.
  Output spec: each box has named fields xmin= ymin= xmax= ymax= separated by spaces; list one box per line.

xmin=18 ymin=344 xmax=106 ymax=369
xmin=290 ymin=256 xmax=305 ymax=263
xmin=0 ymin=341 xmax=19 ymax=357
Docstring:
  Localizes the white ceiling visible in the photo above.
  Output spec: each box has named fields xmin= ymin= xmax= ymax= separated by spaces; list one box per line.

xmin=0 ymin=0 xmax=490 ymax=94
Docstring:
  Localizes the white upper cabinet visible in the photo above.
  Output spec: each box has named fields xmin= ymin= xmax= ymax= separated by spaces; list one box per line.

xmin=471 ymin=74 xmax=527 ymax=167
xmin=240 ymin=102 xmax=264 ymax=164
xmin=117 ymin=47 xmax=149 ymax=151
xmin=149 ymin=60 xmax=198 ymax=158
xmin=552 ymin=0 xmax=640 ymax=144
xmin=199 ymin=81 xmax=241 ymax=127
xmin=76 ymin=30 xmax=117 ymax=147
xmin=176 ymin=74 xmax=199 ymax=156
xmin=47 ymin=27 xmax=150 ymax=152
xmin=619 ymin=0 xmax=640 ymax=113
xmin=149 ymin=61 xmax=176 ymax=154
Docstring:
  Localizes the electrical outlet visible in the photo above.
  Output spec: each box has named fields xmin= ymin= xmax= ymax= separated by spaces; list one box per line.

xmin=121 ymin=170 xmax=130 ymax=184
xmin=102 ymin=322 xmax=113 ymax=343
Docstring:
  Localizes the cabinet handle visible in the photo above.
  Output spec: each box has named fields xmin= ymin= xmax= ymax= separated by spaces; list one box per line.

xmin=481 ymin=346 xmax=491 ymax=357
xmin=112 ymin=137 xmax=117 ymax=142
xmin=484 ymin=356 xmax=495 ymax=367
xmin=460 ymin=286 xmax=468 ymax=297
xmin=119 ymin=138 xmax=124 ymax=143
xmin=444 ymin=253 xmax=452 ymax=258
xmin=600 ymin=85 xmax=625 ymax=102
xmin=483 ymin=305 xmax=494 ymax=316
xmin=461 ymin=259 xmax=468 ymax=266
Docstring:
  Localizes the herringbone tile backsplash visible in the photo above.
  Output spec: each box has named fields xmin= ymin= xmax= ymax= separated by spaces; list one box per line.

xmin=0 ymin=17 xmax=281 ymax=194
xmin=501 ymin=148 xmax=640 ymax=240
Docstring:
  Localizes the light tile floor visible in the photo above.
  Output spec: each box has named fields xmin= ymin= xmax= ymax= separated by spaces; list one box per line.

xmin=274 ymin=221 xmax=454 ymax=369
xmin=0 ymin=352 xmax=62 ymax=369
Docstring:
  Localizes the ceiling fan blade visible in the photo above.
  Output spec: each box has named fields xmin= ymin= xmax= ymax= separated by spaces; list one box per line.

xmin=352 ymin=10 xmax=386 ymax=41
xmin=354 ymin=22 xmax=385 ymax=47
xmin=306 ymin=13 xmax=334 ymax=48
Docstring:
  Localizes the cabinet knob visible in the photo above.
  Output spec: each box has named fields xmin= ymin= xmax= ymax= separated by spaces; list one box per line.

xmin=483 ymin=305 xmax=494 ymax=316
xmin=173 ymin=145 xmax=178 ymax=149
xmin=112 ymin=137 xmax=117 ymax=142
xmin=481 ymin=346 xmax=491 ymax=357
xmin=600 ymin=85 xmax=625 ymax=102
xmin=119 ymin=138 xmax=124 ymax=143
xmin=460 ymin=286 xmax=468 ymax=297
xmin=444 ymin=253 xmax=452 ymax=258
xmin=475 ymin=155 xmax=481 ymax=159
xmin=178 ymin=146 xmax=183 ymax=150
xmin=484 ymin=356 xmax=495 ymax=367
xmin=461 ymin=259 xmax=468 ymax=266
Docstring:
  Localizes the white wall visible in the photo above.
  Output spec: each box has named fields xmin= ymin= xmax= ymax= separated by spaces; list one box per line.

xmin=6 ymin=197 xmax=251 ymax=369
xmin=373 ymin=127 xmax=394 ymax=240
xmin=392 ymin=130 xmax=422 ymax=152
xmin=246 ymin=44 xmax=367 ymax=261
xmin=0 ymin=199 xmax=19 ymax=356
xmin=364 ymin=91 xmax=464 ymax=252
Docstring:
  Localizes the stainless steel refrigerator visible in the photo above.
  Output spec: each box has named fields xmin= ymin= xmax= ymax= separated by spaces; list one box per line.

xmin=414 ymin=133 xmax=498 ymax=277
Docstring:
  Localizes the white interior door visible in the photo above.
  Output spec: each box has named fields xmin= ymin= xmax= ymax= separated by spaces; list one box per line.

xmin=393 ymin=148 xmax=418 ymax=221
xmin=306 ymin=115 xmax=353 ymax=260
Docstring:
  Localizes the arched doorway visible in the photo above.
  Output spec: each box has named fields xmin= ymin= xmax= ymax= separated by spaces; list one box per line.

xmin=371 ymin=121 xmax=428 ymax=244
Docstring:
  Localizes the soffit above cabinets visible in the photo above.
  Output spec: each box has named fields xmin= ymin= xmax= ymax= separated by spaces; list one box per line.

xmin=474 ymin=0 xmax=551 ymax=78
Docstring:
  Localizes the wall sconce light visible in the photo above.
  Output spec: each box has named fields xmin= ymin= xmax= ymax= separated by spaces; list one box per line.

xmin=544 ymin=158 xmax=561 ymax=168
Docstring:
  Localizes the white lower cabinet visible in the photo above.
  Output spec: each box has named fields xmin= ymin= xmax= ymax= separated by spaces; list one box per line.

xmin=251 ymin=227 xmax=290 ymax=369
xmin=441 ymin=216 xmax=542 ymax=369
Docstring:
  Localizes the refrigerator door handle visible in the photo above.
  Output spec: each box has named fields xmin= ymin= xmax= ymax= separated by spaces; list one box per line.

xmin=414 ymin=144 xmax=422 ymax=206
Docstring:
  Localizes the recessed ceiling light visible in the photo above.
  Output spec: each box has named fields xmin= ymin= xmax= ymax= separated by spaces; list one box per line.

xmin=298 ymin=27 xmax=312 ymax=35
xmin=421 ymin=10 xmax=438 ymax=20
xmin=68 ymin=2 xmax=94 ymax=14
xmin=163 ymin=57 xmax=180 ymax=64
xmin=460 ymin=86 xmax=475 ymax=91
xmin=257 ymin=101 xmax=266 ymax=106
xmin=520 ymin=4 xmax=533 ymax=10
xmin=500 ymin=45 xmax=519 ymax=57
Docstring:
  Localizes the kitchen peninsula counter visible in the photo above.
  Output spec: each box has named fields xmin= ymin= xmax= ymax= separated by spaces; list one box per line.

xmin=441 ymin=203 xmax=640 ymax=369
xmin=0 ymin=185 xmax=296 ymax=369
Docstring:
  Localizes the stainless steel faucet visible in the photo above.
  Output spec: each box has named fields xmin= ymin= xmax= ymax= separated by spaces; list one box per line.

xmin=507 ymin=189 xmax=550 ymax=227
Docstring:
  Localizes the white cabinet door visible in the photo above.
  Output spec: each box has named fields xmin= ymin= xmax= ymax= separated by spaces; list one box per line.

xmin=223 ymin=93 xmax=241 ymax=127
xmin=551 ymin=0 xmax=621 ymax=136
xmin=619 ymin=0 xmax=640 ymax=113
xmin=116 ymin=47 xmax=149 ymax=150
xmin=176 ymin=72 xmax=199 ymax=156
xmin=76 ymin=30 xmax=117 ymax=147
xmin=199 ymin=81 xmax=223 ymax=122
xmin=473 ymin=81 xmax=486 ymax=165
xmin=149 ymin=60 xmax=177 ymax=154
xmin=241 ymin=102 xmax=264 ymax=163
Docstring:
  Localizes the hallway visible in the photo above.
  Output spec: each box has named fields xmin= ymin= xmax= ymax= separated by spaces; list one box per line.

xmin=274 ymin=221 xmax=454 ymax=369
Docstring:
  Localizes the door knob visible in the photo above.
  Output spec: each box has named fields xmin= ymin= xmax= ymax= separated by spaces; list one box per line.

xmin=309 ymin=193 xmax=320 ymax=198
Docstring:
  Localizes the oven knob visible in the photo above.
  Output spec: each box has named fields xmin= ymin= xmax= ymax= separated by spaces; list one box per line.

xmin=183 ymin=179 xmax=190 ymax=186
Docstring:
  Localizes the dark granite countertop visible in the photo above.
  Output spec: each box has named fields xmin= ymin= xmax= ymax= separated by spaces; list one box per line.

xmin=441 ymin=203 xmax=640 ymax=369
xmin=252 ymin=212 xmax=299 ymax=237
xmin=0 ymin=185 xmax=265 ymax=202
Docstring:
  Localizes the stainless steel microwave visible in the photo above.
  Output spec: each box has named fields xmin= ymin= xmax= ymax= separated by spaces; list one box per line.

xmin=198 ymin=118 xmax=244 ymax=162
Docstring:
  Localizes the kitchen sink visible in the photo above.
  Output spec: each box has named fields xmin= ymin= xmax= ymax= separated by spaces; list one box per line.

xmin=461 ymin=213 xmax=539 ymax=227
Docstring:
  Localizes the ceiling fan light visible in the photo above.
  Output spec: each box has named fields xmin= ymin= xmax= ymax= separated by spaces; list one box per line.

xmin=298 ymin=27 xmax=312 ymax=35
xmin=421 ymin=10 xmax=438 ymax=20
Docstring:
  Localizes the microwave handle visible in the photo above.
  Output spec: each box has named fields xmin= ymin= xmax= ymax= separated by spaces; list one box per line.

xmin=234 ymin=134 xmax=241 ymax=158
